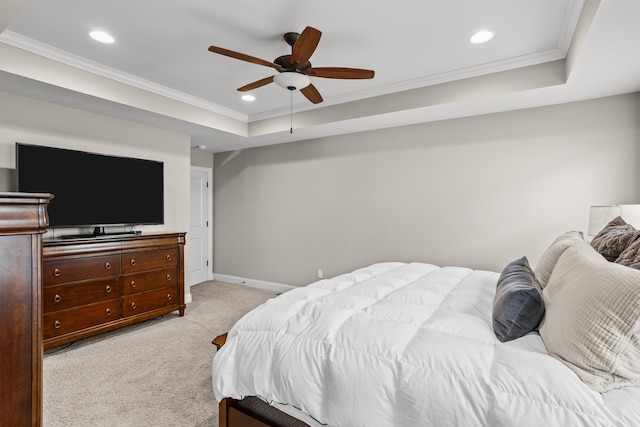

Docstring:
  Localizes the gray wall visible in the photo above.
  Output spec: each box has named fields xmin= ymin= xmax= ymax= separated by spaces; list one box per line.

xmin=214 ymin=94 xmax=640 ymax=286
xmin=0 ymin=166 xmax=14 ymax=191
xmin=190 ymin=147 xmax=214 ymax=169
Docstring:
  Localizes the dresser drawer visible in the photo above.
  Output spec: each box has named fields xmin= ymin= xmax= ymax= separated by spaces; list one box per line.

xmin=121 ymin=268 xmax=178 ymax=295
xmin=43 ymin=254 xmax=121 ymax=286
xmin=121 ymin=248 xmax=178 ymax=274
xmin=43 ymin=301 xmax=122 ymax=339
xmin=122 ymin=286 xmax=178 ymax=317
xmin=43 ymin=278 xmax=121 ymax=313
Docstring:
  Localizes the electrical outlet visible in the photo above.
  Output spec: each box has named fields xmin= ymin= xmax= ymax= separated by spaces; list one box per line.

xmin=317 ymin=269 xmax=323 ymax=279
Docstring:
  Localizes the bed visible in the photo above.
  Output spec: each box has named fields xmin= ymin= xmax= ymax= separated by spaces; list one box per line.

xmin=212 ymin=223 xmax=640 ymax=426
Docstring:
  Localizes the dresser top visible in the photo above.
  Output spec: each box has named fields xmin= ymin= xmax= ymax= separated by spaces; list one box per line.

xmin=0 ymin=192 xmax=53 ymax=235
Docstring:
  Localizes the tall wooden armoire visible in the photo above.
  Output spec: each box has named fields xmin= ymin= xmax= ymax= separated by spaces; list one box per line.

xmin=0 ymin=192 xmax=52 ymax=426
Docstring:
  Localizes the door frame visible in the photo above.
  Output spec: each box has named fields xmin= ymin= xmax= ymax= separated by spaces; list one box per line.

xmin=189 ymin=166 xmax=213 ymax=286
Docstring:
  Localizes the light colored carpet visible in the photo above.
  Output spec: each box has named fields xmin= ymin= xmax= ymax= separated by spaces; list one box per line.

xmin=43 ymin=281 xmax=277 ymax=427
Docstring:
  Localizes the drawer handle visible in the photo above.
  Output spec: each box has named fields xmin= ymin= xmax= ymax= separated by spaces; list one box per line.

xmin=53 ymin=320 xmax=61 ymax=329
xmin=130 ymin=280 xmax=136 ymax=288
xmin=166 ymin=254 xmax=172 ymax=261
xmin=105 ymin=285 xmax=112 ymax=293
xmin=53 ymin=294 xmax=62 ymax=303
xmin=53 ymin=268 xmax=61 ymax=277
xmin=166 ymin=274 xmax=172 ymax=281
xmin=105 ymin=262 xmax=111 ymax=270
xmin=105 ymin=308 xmax=112 ymax=316
xmin=130 ymin=259 xmax=137 ymax=266
xmin=130 ymin=302 xmax=137 ymax=310
xmin=167 ymin=293 xmax=172 ymax=300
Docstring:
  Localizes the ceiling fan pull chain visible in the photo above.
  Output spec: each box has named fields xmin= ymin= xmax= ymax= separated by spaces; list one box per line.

xmin=290 ymin=90 xmax=293 ymax=134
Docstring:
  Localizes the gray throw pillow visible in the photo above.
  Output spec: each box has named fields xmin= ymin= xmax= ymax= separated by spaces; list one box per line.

xmin=492 ymin=256 xmax=545 ymax=342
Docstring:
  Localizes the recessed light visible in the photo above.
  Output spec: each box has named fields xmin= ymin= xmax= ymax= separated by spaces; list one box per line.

xmin=241 ymin=94 xmax=256 ymax=102
xmin=89 ymin=30 xmax=115 ymax=44
xmin=470 ymin=30 xmax=493 ymax=44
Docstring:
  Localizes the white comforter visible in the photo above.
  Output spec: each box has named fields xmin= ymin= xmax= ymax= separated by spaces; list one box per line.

xmin=213 ymin=262 xmax=640 ymax=427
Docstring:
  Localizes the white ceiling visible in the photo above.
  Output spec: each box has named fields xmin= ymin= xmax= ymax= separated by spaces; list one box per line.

xmin=1 ymin=0 xmax=639 ymax=152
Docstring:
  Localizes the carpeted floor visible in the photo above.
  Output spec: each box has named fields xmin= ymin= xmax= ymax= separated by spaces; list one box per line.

xmin=43 ymin=281 xmax=277 ymax=427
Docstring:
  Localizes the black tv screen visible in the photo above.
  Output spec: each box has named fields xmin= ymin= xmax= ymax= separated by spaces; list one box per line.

xmin=16 ymin=143 xmax=164 ymax=229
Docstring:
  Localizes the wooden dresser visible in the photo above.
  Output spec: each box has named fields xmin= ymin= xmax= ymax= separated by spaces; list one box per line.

xmin=0 ymin=192 xmax=52 ymax=427
xmin=42 ymin=232 xmax=186 ymax=349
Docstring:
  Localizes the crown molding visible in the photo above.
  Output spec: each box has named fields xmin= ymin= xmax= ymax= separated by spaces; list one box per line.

xmin=558 ymin=0 xmax=587 ymax=53
xmin=0 ymin=31 xmax=248 ymax=122
xmin=249 ymin=48 xmax=566 ymax=122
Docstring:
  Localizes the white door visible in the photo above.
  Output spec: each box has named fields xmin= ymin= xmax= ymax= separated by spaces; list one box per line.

xmin=189 ymin=167 xmax=211 ymax=286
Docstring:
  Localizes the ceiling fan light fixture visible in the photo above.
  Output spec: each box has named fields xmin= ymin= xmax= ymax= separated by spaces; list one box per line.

xmin=274 ymin=72 xmax=310 ymax=91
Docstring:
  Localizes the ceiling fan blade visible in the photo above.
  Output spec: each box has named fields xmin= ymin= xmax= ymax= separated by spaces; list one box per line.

xmin=305 ymin=67 xmax=375 ymax=79
xmin=300 ymin=84 xmax=323 ymax=104
xmin=291 ymin=26 xmax=321 ymax=66
xmin=208 ymin=45 xmax=282 ymax=71
xmin=237 ymin=76 xmax=275 ymax=92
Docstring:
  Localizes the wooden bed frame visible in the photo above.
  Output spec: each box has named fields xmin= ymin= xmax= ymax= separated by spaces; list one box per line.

xmin=213 ymin=334 xmax=310 ymax=427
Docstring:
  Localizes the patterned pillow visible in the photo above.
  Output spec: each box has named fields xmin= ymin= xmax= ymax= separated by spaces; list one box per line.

xmin=534 ymin=231 xmax=584 ymax=289
xmin=492 ymin=257 xmax=545 ymax=342
xmin=590 ymin=217 xmax=640 ymax=262
xmin=615 ymin=238 xmax=640 ymax=269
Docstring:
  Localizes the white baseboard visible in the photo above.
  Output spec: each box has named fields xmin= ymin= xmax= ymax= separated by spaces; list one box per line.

xmin=212 ymin=273 xmax=296 ymax=294
xmin=184 ymin=292 xmax=192 ymax=304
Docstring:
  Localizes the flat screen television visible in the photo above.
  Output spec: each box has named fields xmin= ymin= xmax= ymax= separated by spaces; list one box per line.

xmin=16 ymin=143 xmax=164 ymax=236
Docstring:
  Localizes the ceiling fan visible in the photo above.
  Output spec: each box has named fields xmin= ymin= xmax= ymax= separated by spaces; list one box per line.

xmin=208 ymin=26 xmax=375 ymax=104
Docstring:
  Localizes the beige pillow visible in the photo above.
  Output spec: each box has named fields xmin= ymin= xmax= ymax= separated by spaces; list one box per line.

xmin=533 ymin=231 xmax=584 ymax=289
xmin=539 ymin=241 xmax=640 ymax=392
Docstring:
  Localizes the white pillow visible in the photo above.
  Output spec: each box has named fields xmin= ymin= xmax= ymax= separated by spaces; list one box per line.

xmin=534 ymin=231 xmax=584 ymax=289
xmin=539 ymin=241 xmax=640 ymax=392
